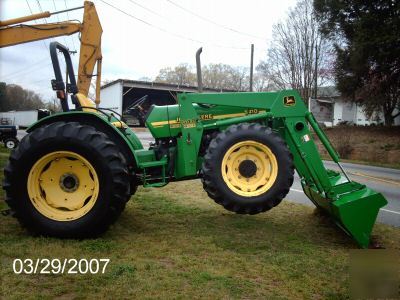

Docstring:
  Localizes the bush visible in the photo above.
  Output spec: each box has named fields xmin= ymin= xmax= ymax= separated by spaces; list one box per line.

xmin=333 ymin=128 xmax=354 ymax=159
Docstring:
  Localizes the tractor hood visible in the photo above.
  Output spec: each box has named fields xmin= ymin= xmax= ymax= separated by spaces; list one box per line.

xmin=145 ymin=104 xmax=266 ymax=139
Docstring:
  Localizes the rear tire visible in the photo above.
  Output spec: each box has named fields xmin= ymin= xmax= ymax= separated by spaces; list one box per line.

xmin=201 ymin=123 xmax=294 ymax=214
xmin=3 ymin=121 xmax=130 ymax=238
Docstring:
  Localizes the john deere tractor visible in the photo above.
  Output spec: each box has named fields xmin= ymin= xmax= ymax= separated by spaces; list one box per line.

xmin=1 ymin=2 xmax=387 ymax=248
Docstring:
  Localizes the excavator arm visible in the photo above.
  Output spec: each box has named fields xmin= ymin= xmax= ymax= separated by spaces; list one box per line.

xmin=0 ymin=1 xmax=102 ymax=106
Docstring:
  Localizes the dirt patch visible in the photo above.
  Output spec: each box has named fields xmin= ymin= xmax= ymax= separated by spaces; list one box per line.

xmin=314 ymin=126 xmax=400 ymax=167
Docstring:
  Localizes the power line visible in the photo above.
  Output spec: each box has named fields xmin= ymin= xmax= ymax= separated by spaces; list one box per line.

xmin=52 ymin=0 xmax=70 ymax=49
xmin=34 ymin=0 xmax=69 ymax=71
xmin=28 ymin=78 xmax=53 ymax=85
xmin=2 ymin=57 xmax=48 ymax=79
xmin=25 ymin=0 xmax=49 ymax=52
xmin=2 ymin=61 xmax=53 ymax=81
xmin=99 ymin=0 xmax=248 ymax=50
xmin=35 ymin=0 xmax=60 ymax=49
xmin=34 ymin=0 xmax=52 ymax=45
xmin=35 ymin=0 xmax=43 ymax=14
xmin=99 ymin=0 xmax=201 ymax=43
xmin=165 ymin=0 xmax=266 ymax=41
xmin=125 ymin=0 xmax=263 ymax=48
xmin=63 ymin=0 xmax=77 ymax=51
xmin=127 ymin=0 xmax=166 ymax=19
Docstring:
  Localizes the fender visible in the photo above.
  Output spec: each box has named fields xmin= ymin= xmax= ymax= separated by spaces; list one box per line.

xmin=27 ymin=111 xmax=143 ymax=166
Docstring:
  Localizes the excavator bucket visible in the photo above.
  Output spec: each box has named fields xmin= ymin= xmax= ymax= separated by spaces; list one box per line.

xmin=302 ymin=172 xmax=387 ymax=248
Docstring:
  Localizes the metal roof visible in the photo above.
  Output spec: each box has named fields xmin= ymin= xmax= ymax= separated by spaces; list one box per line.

xmin=101 ymin=79 xmax=237 ymax=93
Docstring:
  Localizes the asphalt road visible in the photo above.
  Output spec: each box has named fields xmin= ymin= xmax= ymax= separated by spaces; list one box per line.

xmin=17 ymin=129 xmax=400 ymax=227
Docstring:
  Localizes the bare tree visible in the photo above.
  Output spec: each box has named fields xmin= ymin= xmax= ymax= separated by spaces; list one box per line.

xmin=252 ymin=70 xmax=280 ymax=92
xmin=202 ymin=64 xmax=249 ymax=91
xmin=155 ymin=63 xmax=197 ymax=86
xmin=155 ymin=63 xmax=251 ymax=91
xmin=257 ymin=0 xmax=333 ymax=101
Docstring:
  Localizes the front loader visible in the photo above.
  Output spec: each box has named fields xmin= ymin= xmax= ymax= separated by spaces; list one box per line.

xmin=1 ymin=2 xmax=387 ymax=248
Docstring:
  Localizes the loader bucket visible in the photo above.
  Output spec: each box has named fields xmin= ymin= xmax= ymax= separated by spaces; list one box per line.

xmin=302 ymin=175 xmax=387 ymax=248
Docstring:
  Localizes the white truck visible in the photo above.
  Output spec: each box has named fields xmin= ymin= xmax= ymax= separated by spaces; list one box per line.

xmin=0 ymin=109 xmax=50 ymax=128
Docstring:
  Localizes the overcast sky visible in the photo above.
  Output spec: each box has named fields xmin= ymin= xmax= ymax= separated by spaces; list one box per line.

xmin=0 ymin=0 xmax=296 ymax=102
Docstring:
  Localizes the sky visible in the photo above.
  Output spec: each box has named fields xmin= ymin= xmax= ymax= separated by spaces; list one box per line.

xmin=0 ymin=0 xmax=297 ymax=102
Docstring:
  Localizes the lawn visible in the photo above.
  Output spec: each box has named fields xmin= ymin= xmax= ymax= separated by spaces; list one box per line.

xmin=0 ymin=148 xmax=399 ymax=299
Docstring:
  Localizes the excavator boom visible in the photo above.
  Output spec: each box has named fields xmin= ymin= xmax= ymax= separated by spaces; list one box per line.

xmin=0 ymin=1 xmax=102 ymax=105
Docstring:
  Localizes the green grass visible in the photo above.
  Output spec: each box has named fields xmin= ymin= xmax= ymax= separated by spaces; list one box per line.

xmin=0 ymin=152 xmax=399 ymax=299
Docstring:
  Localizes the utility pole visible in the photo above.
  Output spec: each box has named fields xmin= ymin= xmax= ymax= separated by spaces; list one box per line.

xmin=249 ymin=44 xmax=254 ymax=92
xmin=314 ymin=43 xmax=318 ymax=98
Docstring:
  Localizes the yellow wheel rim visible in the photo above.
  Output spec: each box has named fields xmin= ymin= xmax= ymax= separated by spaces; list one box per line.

xmin=221 ymin=140 xmax=278 ymax=197
xmin=27 ymin=151 xmax=99 ymax=221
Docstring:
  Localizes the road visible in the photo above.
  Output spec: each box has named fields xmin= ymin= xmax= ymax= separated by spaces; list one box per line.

xmin=18 ymin=129 xmax=400 ymax=227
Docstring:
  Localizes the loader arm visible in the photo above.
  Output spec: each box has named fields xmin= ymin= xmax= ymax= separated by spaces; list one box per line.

xmin=172 ymin=91 xmax=387 ymax=248
xmin=0 ymin=1 xmax=102 ymax=105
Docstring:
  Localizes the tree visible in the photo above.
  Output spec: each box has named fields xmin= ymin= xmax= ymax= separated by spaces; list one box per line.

xmin=257 ymin=0 xmax=333 ymax=101
xmin=202 ymin=64 xmax=249 ymax=91
xmin=154 ymin=63 xmax=254 ymax=91
xmin=1 ymin=83 xmax=45 ymax=111
xmin=0 ymin=82 xmax=6 ymax=111
xmin=155 ymin=63 xmax=196 ymax=86
xmin=43 ymin=97 xmax=62 ymax=113
xmin=314 ymin=0 xmax=400 ymax=125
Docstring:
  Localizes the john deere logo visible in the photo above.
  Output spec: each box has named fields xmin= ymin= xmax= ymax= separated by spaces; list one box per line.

xmin=283 ymin=96 xmax=296 ymax=106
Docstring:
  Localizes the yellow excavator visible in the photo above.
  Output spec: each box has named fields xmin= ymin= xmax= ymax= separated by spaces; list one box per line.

xmin=0 ymin=1 xmax=102 ymax=108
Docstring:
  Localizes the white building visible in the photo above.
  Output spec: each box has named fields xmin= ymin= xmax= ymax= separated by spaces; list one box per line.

xmin=311 ymin=87 xmax=399 ymax=126
xmin=332 ymin=99 xmax=385 ymax=126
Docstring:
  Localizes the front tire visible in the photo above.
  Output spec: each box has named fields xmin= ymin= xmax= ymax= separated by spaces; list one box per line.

xmin=3 ymin=121 xmax=130 ymax=238
xmin=201 ymin=123 xmax=294 ymax=214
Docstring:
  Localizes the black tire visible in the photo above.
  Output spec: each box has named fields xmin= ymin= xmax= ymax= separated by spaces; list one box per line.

xmin=3 ymin=121 xmax=131 ymax=238
xmin=201 ymin=123 xmax=294 ymax=214
xmin=4 ymin=137 xmax=18 ymax=149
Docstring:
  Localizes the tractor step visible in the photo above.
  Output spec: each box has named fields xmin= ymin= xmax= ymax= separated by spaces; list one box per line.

xmin=139 ymin=160 xmax=168 ymax=168
xmin=133 ymin=149 xmax=168 ymax=187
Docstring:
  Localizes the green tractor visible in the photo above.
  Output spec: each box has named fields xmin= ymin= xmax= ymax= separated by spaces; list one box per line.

xmin=3 ymin=43 xmax=387 ymax=248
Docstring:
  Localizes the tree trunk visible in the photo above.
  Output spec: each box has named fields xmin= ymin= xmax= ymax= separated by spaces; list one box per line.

xmin=383 ymin=110 xmax=394 ymax=126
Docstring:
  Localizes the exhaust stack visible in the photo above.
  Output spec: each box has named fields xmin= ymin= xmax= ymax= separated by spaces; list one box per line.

xmin=196 ymin=47 xmax=203 ymax=93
